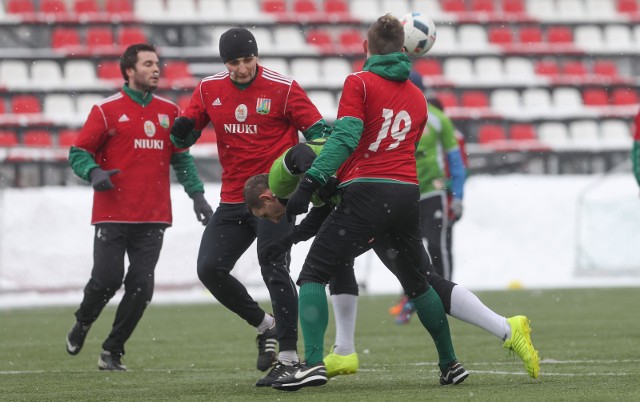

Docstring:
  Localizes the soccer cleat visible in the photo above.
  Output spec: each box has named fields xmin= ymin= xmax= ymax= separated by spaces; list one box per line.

xmin=323 ymin=349 xmax=359 ymax=378
xmin=439 ymin=361 xmax=469 ymax=385
xmin=271 ymin=361 xmax=327 ymax=391
xmin=256 ymin=324 xmax=277 ymax=371
xmin=504 ymin=315 xmax=540 ymax=379
xmin=256 ymin=361 xmax=298 ymax=387
xmin=66 ymin=321 xmax=91 ymax=355
xmin=389 ymin=295 xmax=409 ymax=316
xmin=98 ymin=351 xmax=127 ymax=371
xmin=395 ymin=299 xmax=415 ymax=325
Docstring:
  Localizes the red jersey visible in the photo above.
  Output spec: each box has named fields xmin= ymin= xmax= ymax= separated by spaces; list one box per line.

xmin=183 ymin=66 xmax=323 ymax=203
xmin=635 ymin=109 xmax=640 ymax=141
xmin=75 ymin=91 xmax=183 ymax=224
xmin=335 ymin=72 xmax=427 ymax=185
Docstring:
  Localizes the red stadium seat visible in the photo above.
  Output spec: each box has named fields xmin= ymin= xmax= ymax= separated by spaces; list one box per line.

xmin=163 ymin=61 xmax=193 ymax=84
xmin=489 ymin=27 xmax=513 ymax=44
xmin=441 ymin=0 xmax=466 ymax=12
xmin=478 ymin=125 xmax=507 ymax=144
xmin=519 ymin=27 xmax=543 ymax=44
xmin=503 ymin=0 xmax=525 ymax=13
xmin=611 ymin=88 xmax=639 ymax=105
xmin=510 ymin=124 xmax=537 ymax=141
xmin=535 ymin=60 xmax=560 ymax=77
xmin=306 ymin=29 xmax=333 ymax=52
xmin=471 ymin=0 xmax=495 ymax=12
xmin=435 ymin=91 xmax=458 ymax=109
xmin=97 ymin=61 xmax=122 ymax=81
xmin=338 ymin=29 xmax=364 ymax=51
xmin=12 ymin=96 xmax=41 ymax=114
xmin=40 ymin=0 xmax=68 ymax=14
xmin=6 ymin=0 xmax=36 ymax=15
xmin=87 ymin=27 xmax=114 ymax=47
xmin=461 ymin=91 xmax=489 ymax=108
xmin=294 ymin=0 xmax=317 ymax=14
xmin=562 ymin=61 xmax=588 ymax=76
xmin=582 ymin=88 xmax=609 ymax=106
xmin=73 ymin=0 xmax=100 ymax=14
xmin=262 ymin=0 xmax=286 ymax=13
xmin=23 ymin=130 xmax=53 ymax=147
xmin=57 ymin=129 xmax=80 ymax=148
xmin=592 ymin=60 xmax=619 ymax=78
xmin=617 ymin=0 xmax=639 ymax=14
xmin=0 ymin=99 xmax=6 ymax=115
xmin=117 ymin=27 xmax=147 ymax=47
xmin=51 ymin=28 xmax=81 ymax=50
xmin=324 ymin=0 xmax=348 ymax=14
xmin=0 ymin=131 xmax=19 ymax=147
xmin=413 ymin=59 xmax=442 ymax=76
xmin=104 ymin=0 xmax=133 ymax=15
xmin=547 ymin=26 xmax=573 ymax=43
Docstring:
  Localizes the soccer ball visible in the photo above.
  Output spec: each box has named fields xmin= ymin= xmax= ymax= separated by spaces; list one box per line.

xmin=401 ymin=12 xmax=437 ymax=57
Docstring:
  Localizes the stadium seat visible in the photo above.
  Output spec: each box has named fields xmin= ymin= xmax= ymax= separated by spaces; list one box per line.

xmin=574 ymin=26 xmax=603 ymax=51
xmin=510 ymin=124 xmax=537 ymax=141
xmin=0 ymin=60 xmax=30 ymax=88
xmin=43 ymin=94 xmax=75 ymax=122
xmin=461 ymin=91 xmax=489 ymax=108
xmin=51 ymin=28 xmax=82 ymax=50
xmin=273 ymin=26 xmax=308 ymax=53
xmin=293 ymin=0 xmax=317 ymax=14
xmin=433 ymin=25 xmax=456 ymax=51
xmin=600 ymin=119 xmax=631 ymax=145
xmin=228 ymin=0 xmax=262 ymax=21
xmin=306 ymin=29 xmax=333 ymax=53
xmin=321 ymin=58 xmax=351 ymax=87
xmin=441 ymin=0 xmax=466 ymax=13
xmin=547 ymin=26 xmax=573 ymax=44
xmin=475 ymin=57 xmax=504 ymax=82
xmin=504 ymin=58 xmax=535 ymax=81
xmin=163 ymin=61 xmax=193 ymax=85
xmin=611 ymin=88 xmax=639 ymax=105
xmin=562 ymin=61 xmax=588 ymax=77
xmin=381 ymin=0 xmax=410 ymax=15
xmin=592 ymin=60 xmax=620 ymax=78
xmin=196 ymin=0 xmax=228 ymax=20
xmin=503 ymin=0 xmax=525 ymax=13
xmin=0 ymin=99 xmax=5 ymax=115
xmin=262 ymin=0 xmax=286 ymax=13
xmin=64 ymin=60 xmax=98 ymax=88
xmin=0 ymin=131 xmax=19 ymax=147
xmin=97 ymin=61 xmax=122 ymax=83
xmin=413 ymin=59 xmax=442 ymax=77
xmin=104 ymin=0 xmax=133 ymax=16
xmin=6 ymin=0 xmax=36 ymax=15
xmin=582 ymin=88 xmax=609 ymax=106
xmin=478 ymin=125 xmax=507 ymax=144
xmin=604 ymin=25 xmax=633 ymax=51
xmin=526 ymin=0 xmax=555 ymax=19
xmin=434 ymin=91 xmax=458 ymax=109
xmin=538 ymin=122 xmax=570 ymax=147
xmin=488 ymin=27 xmax=513 ymax=44
xmin=457 ymin=25 xmax=488 ymax=50
xmin=338 ymin=29 xmax=364 ymax=52
xmin=552 ymin=87 xmax=584 ymax=112
xmin=471 ymin=0 xmax=495 ymax=12
xmin=443 ymin=58 xmax=474 ymax=83
xmin=23 ymin=130 xmax=53 ymax=147
xmin=259 ymin=58 xmax=290 ymax=76
xmin=31 ymin=61 xmax=63 ymax=89
xmin=490 ymin=89 xmax=521 ymax=113
xmin=40 ymin=0 xmax=68 ymax=15
xmin=290 ymin=58 xmax=321 ymax=86
xmin=87 ymin=27 xmax=115 ymax=47
xmin=521 ymin=88 xmax=552 ymax=112
xmin=519 ymin=26 xmax=543 ymax=44
xmin=57 ymin=129 xmax=80 ymax=148
xmin=569 ymin=120 xmax=600 ymax=146
xmin=585 ymin=0 xmax=617 ymax=20
xmin=535 ymin=60 xmax=560 ymax=77
xmin=76 ymin=94 xmax=102 ymax=117
xmin=324 ymin=0 xmax=348 ymax=14
xmin=118 ymin=27 xmax=147 ymax=47
xmin=134 ymin=0 xmax=167 ymax=21
xmin=73 ymin=0 xmax=101 ymax=14
xmin=617 ymin=0 xmax=639 ymax=14
xmin=348 ymin=0 xmax=381 ymax=21
xmin=557 ymin=0 xmax=586 ymax=20
xmin=308 ymin=90 xmax=336 ymax=119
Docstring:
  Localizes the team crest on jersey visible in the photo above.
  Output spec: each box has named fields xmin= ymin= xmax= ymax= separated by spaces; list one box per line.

xmin=144 ymin=120 xmax=156 ymax=137
xmin=256 ymin=98 xmax=271 ymax=115
xmin=235 ymin=104 xmax=248 ymax=122
xmin=158 ymin=114 xmax=170 ymax=128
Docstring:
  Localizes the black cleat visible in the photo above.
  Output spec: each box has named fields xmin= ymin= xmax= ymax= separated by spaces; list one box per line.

xmin=439 ymin=361 xmax=469 ymax=385
xmin=256 ymin=361 xmax=297 ymax=387
xmin=272 ymin=361 xmax=327 ymax=391
xmin=66 ymin=322 xmax=91 ymax=355
xmin=98 ymin=351 xmax=127 ymax=371
xmin=256 ymin=324 xmax=277 ymax=371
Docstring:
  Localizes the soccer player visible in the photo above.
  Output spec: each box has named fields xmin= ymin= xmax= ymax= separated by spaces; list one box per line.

xmin=244 ymin=141 xmax=540 ymax=382
xmin=632 ymin=109 xmax=640 ymax=188
xmin=169 ymin=28 xmax=331 ymax=386
xmin=65 ymin=43 xmax=213 ymax=371
xmin=273 ymin=14 xmax=467 ymax=391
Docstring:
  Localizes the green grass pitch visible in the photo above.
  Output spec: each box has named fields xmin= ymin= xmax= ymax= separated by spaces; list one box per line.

xmin=1 ymin=287 xmax=639 ymax=401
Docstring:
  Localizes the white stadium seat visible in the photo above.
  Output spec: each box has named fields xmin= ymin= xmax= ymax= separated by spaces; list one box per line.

xmin=0 ymin=60 xmax=30 ymax=89
xmin=290 ymin=58 xmax=321 ymax=87
xmin=197 ymin=0 xmax=229 ymax=21
xmin=475 ymin=57 xmax=504 ymax=83
xmin=320 ymin=58 xmax=351 ymax=87
xmin=307 ymin=90 xmax=337 ymax=119
xmin=443 ymin=58 xmax=474 ymax=83
xmin=76 ymin=94 xmax=104 ymax=119
xmin=569 ymin=120 xmax=600 ymax=147
xmin=64 ymin=60 xmax=98 ymax=89
xmin=490 ymin=89 xmax=521 ymax=114
xmin=538 ymin=122 xmax=570 ymax=147
xmin=31 ymin=61 xmax=63 ymax=89
xmin=574 ymin=25 xmax=603 ymax=51
xmin=349 ymin=0 xmax=382 ymax=22
xmin=522 ymin=88 xmax=552 ymax=113
xmin=43 ymin=94 xmax=75 ymax=122
xmin=457 ymin=25 xmax=489 ymax=50
xmin=259 ymin=58 xmax=290 ymax=76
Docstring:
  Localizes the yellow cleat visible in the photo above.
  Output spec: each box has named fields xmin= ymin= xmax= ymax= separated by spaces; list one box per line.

xmin=504 ymin=315 xmax=540 ymax=379
xmin=323 ymin=351 xmax=359 ymax=378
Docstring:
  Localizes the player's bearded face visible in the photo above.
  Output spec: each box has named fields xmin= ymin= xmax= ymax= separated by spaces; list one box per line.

xmin=130 ymin=51 xmax=160 ymax=92
xmin=226 ymin=56 xmax=258 ymax=84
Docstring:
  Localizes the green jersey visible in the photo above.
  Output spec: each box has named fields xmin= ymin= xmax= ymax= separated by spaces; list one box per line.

xmin=415 ymin=104 xmax=460 ymax=196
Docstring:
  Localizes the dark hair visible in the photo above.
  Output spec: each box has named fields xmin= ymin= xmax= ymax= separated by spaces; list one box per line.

xmin=120 ymin=43 xmax=157 ymax=82
xmin=243 ymin=173 xmax=270 ymax=211
xmin=367 ymin=14 xmax=405 ymax=55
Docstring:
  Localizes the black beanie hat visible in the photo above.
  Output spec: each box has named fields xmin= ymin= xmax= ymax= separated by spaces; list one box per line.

xmin=219 ymin=28 xmax=258 ymax=63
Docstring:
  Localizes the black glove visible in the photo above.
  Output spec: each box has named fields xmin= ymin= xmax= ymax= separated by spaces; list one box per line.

xmin=171 ymin=117 xmax=195 ymax=140
xmin=89 ymin=168 xmax=120 ymax=191
xmin=285 ymin=174 xmax=321 ymax=222
xmin=259 ymin=234 xmax=294 ymax=264
xmin=191 ymin=192 xmax=213 ymax=226
xmin=316 ymin=176 xmax=339 ymax=204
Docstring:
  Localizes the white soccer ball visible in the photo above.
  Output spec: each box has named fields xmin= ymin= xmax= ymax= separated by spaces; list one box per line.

xmin=401 ymin=12 xmax=437 ymax=57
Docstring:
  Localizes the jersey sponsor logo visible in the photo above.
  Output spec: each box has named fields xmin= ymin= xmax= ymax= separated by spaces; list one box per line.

xmin=118 ymin=114 xmax=129 ymax=122
xmin=144 ymin=120 xmax=156 ymax=137
xmin=256 ymin=98 xmax=271 ymax=115
xmin=223 ymin=124 xmax=258 ymax=134
xmin=158 ymin=114 xmax=170 ymax=128
xmin=134 ymin=138 xmax=164 ymax=149
xmin=235 ymin=104 xmax=248 ymax=122
xmin=212 ymin=98 xmax=222 ymax=106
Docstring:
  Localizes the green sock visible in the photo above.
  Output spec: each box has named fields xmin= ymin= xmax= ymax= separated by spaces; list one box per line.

xmin=412 ymin=287 xmax=457 ymax=370
xmin=299 ymin=283 xmax=329 ymax=365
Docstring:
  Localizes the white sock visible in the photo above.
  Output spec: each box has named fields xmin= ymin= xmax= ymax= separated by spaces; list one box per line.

xmin=331 ymin=294 xmax=357 ymax=355
xmin=257 ymin=313 xmax=275 ymax=334
xmin=278 ymin=350 xmax=299 ymax=365
xmin=449 ymin=285 xmax=511 ymax=341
